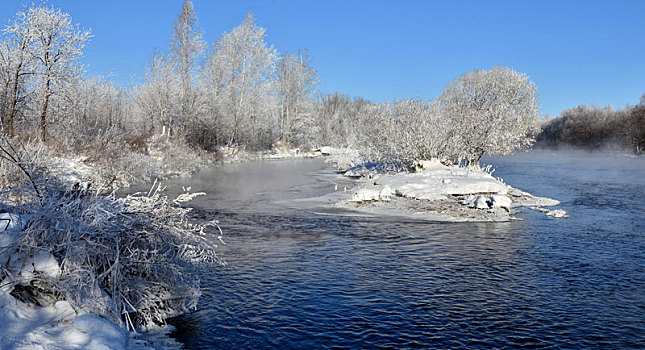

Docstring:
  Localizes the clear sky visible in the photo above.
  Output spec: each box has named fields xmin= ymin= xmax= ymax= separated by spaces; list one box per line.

xmin=1 ymin=0 xmax=643 ymax=117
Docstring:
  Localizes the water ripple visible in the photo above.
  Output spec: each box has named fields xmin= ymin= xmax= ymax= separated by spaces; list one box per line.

xmin=164 ymin=155 xmax=645 ymax=349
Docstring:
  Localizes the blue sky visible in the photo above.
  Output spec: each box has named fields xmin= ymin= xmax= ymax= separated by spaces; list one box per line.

xmin=1 ymin=0 xmax=643 ymax=116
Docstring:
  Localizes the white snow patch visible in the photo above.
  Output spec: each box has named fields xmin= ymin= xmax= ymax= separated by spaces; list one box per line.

xmin=490 ymin=194 xmax=512 ymax=209
xmin=49 ymin=156 xmax=98 ymax=188
xmin=546 ymin=209 xmax=568 ymax=218
xmin=349 ymin=186 xmax=392 ymax=202
xmin=0 ymin=292 xmax=128 ymax=350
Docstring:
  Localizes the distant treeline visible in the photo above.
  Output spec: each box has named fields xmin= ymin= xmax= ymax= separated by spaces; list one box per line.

xmin=537 ymin=95 xmax=645 ymax=154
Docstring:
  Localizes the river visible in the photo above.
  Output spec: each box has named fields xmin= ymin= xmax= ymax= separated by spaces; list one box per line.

xmin=152 ymin=151 xmax=644 ymax=349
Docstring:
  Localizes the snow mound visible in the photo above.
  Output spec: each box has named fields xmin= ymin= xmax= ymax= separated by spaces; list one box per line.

xmin=462 ymin=195 xmax=490 ymax=209
xmin=69 ymin=313 xmax=129 ymax=349
xmin=0 ymin=293 xmax=128 ymax=350
xmin=50 ymin=156 xmax=98 ymax=188
xmin=507 ymin=187 xmax=560 ymax=207
xmin=375 ymin=160 xmax=507 ymax=200
xmin=349 ymin=186 xmax=392 ymax=202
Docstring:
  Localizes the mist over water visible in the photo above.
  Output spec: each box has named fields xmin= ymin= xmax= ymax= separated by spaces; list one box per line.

xmin=158 ymin=153 xmax=644 ymax=349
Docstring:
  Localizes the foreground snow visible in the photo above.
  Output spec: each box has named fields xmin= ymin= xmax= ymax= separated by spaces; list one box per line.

xmin=314 ymin=158 xmax=565 ymax=222
xmin=0 ymin=214 xmax=126 ymax=349
xmin=0 ymin=290 xmax=183 ymax=349
xmin=0 ymin=292 xmax=127 ymax=349
xmin=0 ymin=213 xmax=183 ymax=350
xmin=0 ymin=252 xmax=183 ymax=350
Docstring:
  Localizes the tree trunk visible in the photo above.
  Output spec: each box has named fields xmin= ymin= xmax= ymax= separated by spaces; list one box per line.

xmin=40 ymin=78 xmax=51 ymax=142
xmin=40 ymin=92 xmax=50 ymax=142
xmin=285 ymin=104 xmax=290 ymax=143
xmin=280 ymin=94 xmax=285 ymax=142
xmin=7 ymin=66 xmax=22 ymax=138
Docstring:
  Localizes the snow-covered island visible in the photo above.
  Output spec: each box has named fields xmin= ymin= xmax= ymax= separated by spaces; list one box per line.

xmin=317 ymin=150 xmax=566 ymax=222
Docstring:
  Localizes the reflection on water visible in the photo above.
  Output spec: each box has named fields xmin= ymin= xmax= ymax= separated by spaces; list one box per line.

xmin=158 ymin=154 xmax=644 ymax=349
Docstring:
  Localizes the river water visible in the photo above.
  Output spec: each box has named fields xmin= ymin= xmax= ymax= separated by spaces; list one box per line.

xmin=156 ymin=151 xmax=644 ymax=349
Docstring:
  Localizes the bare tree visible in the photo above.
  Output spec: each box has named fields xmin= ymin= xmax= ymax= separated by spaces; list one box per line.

xmin=626 ymin=104 xmax=645 ymax=154
xmin=27 ymin=6 xmax=91 ymax=142
xmin=170 ymin=0 xmax=204 ymax=135
xmin=1 ymin=9 xmax=35 ymax=139
xmin=0 ymin=40 xmax=12 ymax=134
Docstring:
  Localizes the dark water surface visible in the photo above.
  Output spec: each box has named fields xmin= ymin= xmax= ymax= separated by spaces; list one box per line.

xmin=160 ymin=152 xmax=644 ymax=349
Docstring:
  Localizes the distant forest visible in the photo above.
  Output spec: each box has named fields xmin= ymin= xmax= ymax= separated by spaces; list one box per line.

xmin=537 ymin=94 xmax=645 ymax=154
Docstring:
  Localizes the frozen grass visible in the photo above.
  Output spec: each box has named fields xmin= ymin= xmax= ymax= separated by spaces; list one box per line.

xmin=0 ymin=137 xmax=223 ymax=348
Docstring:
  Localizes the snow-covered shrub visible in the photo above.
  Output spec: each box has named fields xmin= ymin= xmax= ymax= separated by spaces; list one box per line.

xmin=354 ymin=99 xmax=449 ymax=168
xmin=0 ymin=141 xmax=221 ymax=331
xmin=147 ymin=135 xmax=206 ymax=177
xmin=0 ymin=139 xmax=52 ymax=200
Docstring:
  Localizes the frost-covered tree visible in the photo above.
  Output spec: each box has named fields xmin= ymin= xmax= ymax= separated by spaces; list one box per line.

xmin=26 ymin=6 xmax=91 ymax=142
xmin=170 ymin=0 xmax=204 ymax=135
xmin=438 ymin=66 xmax=540 ymax=163
xmin=206 ymin=12 xmax=277 ymax=149
xmin=277 ymin=50 xmax=319 ymax=146
xmin=537 ymin=101 xmax=644 ymax=153
xmin=628 ymin=104 xmax=645 ymax=154
xmin=1 ymin=9 xmax=35 ymax=139
xmin=58 ymin=76 xmax=128 ymax=132
xmin=314 ymin=93 xmax=369 ymax=147
xmin=198 ymin=48 xmax=227 ymax=147
xmin=135 ymin=50 xmax=178 ymax=136
xmin=0 ymin=40 xmax=13 ymax=134
xmin=355 ymin=99 xmax=448 ymax=166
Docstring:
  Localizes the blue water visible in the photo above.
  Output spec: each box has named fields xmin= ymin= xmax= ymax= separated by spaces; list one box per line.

xmin=161 ymin=151 xmax=644 ymax=349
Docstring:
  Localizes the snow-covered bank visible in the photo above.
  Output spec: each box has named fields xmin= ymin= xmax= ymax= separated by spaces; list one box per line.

xmin=0 ymin=288 xmax=184 ymax=349
xmin=0 ymin=292 xmax=128 ymax=349
xmin=217 ymin=143 xmax=324 ymax=164
xmin=315 ymin=156 xmax=565 ymax=222
xmin=0 ymin=156 xmax=219 ymax=350
xmin=0 ymin=191 xmax=210 ymax=349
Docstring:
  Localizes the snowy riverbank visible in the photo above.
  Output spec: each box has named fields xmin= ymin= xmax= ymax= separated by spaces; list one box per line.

xmin=0 ymin=153 xmax=218 ymax=350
